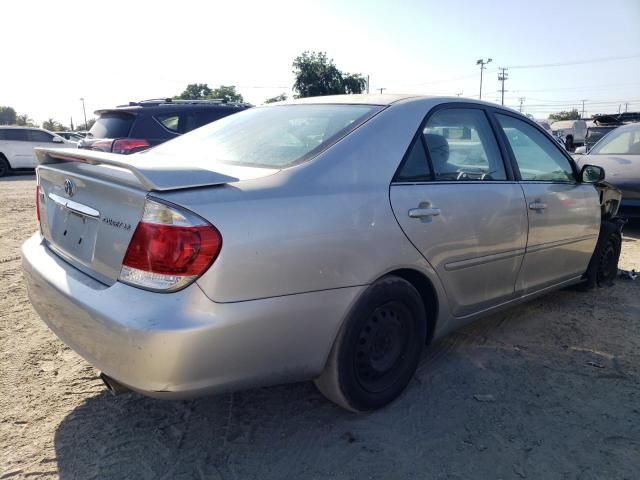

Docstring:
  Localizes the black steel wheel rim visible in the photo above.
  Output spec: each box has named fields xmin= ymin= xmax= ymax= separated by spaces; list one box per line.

xmin=354 ymin=301 xmax=413 ymax=393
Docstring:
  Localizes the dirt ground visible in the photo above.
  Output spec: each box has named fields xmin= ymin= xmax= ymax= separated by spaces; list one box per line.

xmin=1 ymin=173 xmax=639 ymax=480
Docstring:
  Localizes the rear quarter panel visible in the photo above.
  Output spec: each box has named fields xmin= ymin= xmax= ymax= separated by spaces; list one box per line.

xmin=159 ymin=99 xmax=448 ymax=306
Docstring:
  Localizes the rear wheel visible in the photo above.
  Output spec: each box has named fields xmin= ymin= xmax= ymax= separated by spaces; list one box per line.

xmin=565 ymin=135 xmax=574 ymax=151
xmin=0 ymin=156 xmax=10 ymax=177
xmin=314 ymin=276 xmax=427 ymax=412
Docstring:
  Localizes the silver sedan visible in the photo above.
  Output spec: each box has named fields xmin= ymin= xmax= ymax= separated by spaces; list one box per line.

xmin=22 ymin=95 xmax=623 ymax=412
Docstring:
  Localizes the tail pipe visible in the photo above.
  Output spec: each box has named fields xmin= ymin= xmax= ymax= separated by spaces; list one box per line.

xmin=100 ymin=372 xmax=130 ymax=396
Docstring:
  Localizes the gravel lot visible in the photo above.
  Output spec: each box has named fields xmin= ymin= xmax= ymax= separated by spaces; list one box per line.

xmin=1 ymin=174 xmax=639 ymax=480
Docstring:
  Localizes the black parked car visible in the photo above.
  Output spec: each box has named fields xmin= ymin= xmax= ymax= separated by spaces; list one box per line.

xmin=79 ymin=98 xmax=251 ymax=154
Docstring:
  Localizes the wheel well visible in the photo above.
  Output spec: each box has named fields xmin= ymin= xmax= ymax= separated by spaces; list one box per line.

xmin=385 ymin=268 xmax=439 ymax=344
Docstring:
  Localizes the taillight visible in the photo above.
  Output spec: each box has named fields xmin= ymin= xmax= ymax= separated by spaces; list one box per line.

xmin=119 ymin=199 xmax=222 ymax=292
xmin=89 ymin=139 xmax=114 ymax=152
xmin=112 ymin=138 xmax=150 ymax=154
xmin=35 ymin=185 xmax=41 ymax=222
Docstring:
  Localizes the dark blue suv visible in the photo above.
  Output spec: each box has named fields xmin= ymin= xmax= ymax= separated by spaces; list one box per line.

xmin=79 ymin=99 xmax=251 ymax=154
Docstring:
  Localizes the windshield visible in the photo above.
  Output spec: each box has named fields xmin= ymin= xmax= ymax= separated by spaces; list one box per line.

xmin=150 ymin=104 xmax=382 ymax=168
xmin=591 ymin=125 xmax=640 ymax=155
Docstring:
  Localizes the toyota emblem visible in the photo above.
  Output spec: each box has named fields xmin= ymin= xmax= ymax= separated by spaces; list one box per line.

xmin=63 ymin=179 xmax=75 ymax=197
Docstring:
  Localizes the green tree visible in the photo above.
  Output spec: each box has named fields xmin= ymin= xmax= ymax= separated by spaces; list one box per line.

xmin=175 ymin=83 xmax=243 ymax=102
xmin=210 ymin=85 xmax=243 ymax=102
xmin=548 ymin=109 xmax=581 ymax=121
xmin=264 ymin=93 xmax=287 ymax=104
xmin=0 ymin=106 xmax=17 ymax=125
xmin=175 ymin=83 xmax=214 ymax=100
xmin=15 ymin=114 xmax=37 ymax=127
xmin=292 ymin=51 xmax=367 ymax=98
xmin=42 ymin=118 xmax=66 ymax=131
xmin=341 ymin=73 xmax=367 ymax=94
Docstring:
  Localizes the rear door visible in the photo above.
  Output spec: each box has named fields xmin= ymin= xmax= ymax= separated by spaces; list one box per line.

xmin=493 ymin=112 xmax=599 ymax=294
xmin=1 ymin=129 xmax=31 ymax=167
xmin=27 ymin=130 xmax=68 ymax=166
xmin=390 ymin=105 xmax=528 ymax=317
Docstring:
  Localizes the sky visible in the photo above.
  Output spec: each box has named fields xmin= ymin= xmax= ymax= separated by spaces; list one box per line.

xmin=1 ymin=0 xmax=639 ymax=126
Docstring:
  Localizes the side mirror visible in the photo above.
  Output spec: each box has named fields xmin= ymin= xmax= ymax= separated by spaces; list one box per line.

xmin=581 ymin=164 xmax=605 ymax=183
xmin=52 ymin=136 xmax=64 ymax=143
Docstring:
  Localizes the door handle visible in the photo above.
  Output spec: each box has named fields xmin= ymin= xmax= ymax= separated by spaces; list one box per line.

xmin=528 ymin=201 xmax=547 ymax=210
xmin=408 ymin=207 xmax=441 ymax=218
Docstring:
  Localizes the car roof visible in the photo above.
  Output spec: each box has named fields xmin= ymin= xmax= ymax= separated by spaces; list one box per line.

xmin=284 ymin=94 xmax=521 ymax=111
xmin=287 ymin=93 xmax=424 ymax=105
xmin=96 ymin=99 xmax=252 ymax=115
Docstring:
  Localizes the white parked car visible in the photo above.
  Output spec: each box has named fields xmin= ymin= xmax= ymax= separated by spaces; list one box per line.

xmin=0 ymin=127 xmax=75 ymax=176
xmin=550 ymin=120 xmax=587 ymax=151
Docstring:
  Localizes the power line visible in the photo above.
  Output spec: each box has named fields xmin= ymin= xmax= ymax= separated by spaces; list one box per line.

xmin=508 ymin=53 xmax=640 ymax=69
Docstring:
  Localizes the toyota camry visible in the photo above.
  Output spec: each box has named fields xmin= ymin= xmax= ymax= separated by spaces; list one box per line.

xmin=22 ymin=95 xmax=623 ymax=412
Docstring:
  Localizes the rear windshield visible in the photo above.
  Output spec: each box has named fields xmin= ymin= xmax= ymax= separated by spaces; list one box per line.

xmin=89 ymin=113 xmax=134 ymax=139
xmin=150 ymin=104 xmax=382 ymax=168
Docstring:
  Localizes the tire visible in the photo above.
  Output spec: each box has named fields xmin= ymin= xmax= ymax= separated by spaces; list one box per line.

xmin=565 ymin=136 xmax=574 ymax=151
xmin=583 ymin=221 xmax=623 ymax=289
xmin=0 ymin=156 xmax=10 ymax=177
xmin=314 ymin=276 xmax=427 ymax=412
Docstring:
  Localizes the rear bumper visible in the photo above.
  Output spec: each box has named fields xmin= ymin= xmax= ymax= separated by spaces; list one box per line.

xmin=22 ymin=233 xmax=362 ymax=398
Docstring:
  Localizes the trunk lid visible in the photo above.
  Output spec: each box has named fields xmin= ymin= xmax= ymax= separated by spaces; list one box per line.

xmin=35 ymin=147 xmax=277 ymax=285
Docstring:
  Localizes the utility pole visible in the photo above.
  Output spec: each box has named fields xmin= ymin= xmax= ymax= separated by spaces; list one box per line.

xmin=378 ymin=88 xmax=386 ymax=95
xmin=70 ymin=117 xmax=74 ymax=131
xmin=476 ymin=58 xmax=492 ymax=100
xmin=581 ymin=99 xmax=587 ymax=119
xmin=80 ymin=98 xmax=88 ymax=131
xmin=498 ymin=67 xmax=508 ymax=105
xmin=518 ymin=97 xmax=525 ymax=113
xmin=625 ymin=102 xmax=629 ymax=113
xmin=366 ymin=75 xmax=370 ymax=94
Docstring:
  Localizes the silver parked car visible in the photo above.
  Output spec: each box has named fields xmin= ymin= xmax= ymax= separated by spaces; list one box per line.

xmin=22 ymin=95 xmax=623 ymax=412
xmin=576 ymin=122 xmax=640 ymax=219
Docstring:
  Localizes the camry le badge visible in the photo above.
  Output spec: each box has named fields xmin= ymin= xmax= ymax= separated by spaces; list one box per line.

xmin=63 ymin=179 xmax=75 ymax=197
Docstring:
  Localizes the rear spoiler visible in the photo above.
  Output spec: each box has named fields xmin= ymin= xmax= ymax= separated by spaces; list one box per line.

xmin=35 ymin=147 xmax=241 ymax=191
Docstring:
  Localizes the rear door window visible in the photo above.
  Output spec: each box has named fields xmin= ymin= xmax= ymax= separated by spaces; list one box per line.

xmin=183 ymin=110 xmax=228 ymax=132
xmin=422 ymin=108 xmax=507 ymax=181
xmin=395 ymin=139 xmax=432 ymax=182
xmin=155 ymin=110 xmax=238 ymax=135
xmin=89 ymin=113 xmax=134 ymax=138
xmin=156 ymin=114 xmax=181 ymax=133
xmin=27 ymin=130 xmax=55 ymax=142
